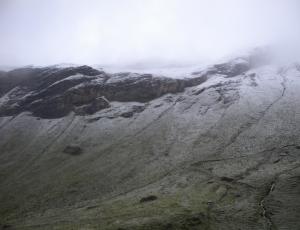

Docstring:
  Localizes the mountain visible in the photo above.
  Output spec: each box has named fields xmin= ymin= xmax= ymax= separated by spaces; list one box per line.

xmin=0 ymin=50 xmax=300 ymax=229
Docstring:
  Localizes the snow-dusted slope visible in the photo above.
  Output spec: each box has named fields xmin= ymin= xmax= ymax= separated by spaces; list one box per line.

xmin=0 ymin=53 xmax=300 ymax=229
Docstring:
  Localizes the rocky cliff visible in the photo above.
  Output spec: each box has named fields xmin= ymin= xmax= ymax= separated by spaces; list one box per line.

xmin=0 ymin=52 xmax=299 ymax=229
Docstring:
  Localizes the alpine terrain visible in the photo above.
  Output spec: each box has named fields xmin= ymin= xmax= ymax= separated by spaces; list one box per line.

xmin=0 ymin=50 xmax=300 ymax=230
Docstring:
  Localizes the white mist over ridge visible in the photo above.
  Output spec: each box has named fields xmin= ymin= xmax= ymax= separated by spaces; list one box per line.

xmin=0 ymin=0 xmax=299 ymax=66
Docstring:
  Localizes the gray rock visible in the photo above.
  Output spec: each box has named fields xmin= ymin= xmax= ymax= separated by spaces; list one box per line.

xmin=0 ymin=66 xmax=207 ymax=118
xmin=63 ymin=145 xmax=83 ymax=155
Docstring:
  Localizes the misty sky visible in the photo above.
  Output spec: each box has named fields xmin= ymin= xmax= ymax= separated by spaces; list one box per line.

xmin=0 ymin=0 xmax=299 ymax=66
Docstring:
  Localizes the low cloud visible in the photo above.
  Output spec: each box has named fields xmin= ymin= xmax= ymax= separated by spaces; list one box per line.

xmin=0 ymin=0 xmax=299 ymax=66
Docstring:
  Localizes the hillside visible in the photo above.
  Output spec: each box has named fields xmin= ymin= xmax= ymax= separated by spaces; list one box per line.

xmin=0 ymin=52 xmax=300 ymax=229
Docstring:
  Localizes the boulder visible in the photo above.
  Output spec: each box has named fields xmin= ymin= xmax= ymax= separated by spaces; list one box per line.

xmin=63 ymin=145 xmax=82 ymax=155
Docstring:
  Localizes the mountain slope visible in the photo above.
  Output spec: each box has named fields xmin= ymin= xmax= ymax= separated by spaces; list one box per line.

xmin=0 ymin=54 xmax=300 ymax=229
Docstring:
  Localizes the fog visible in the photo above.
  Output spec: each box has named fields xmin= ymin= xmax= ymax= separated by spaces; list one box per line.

xmin=0 ymin=0 xmax=299 ymax=67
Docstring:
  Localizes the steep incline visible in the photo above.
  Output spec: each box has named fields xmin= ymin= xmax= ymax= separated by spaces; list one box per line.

xmin=0 ymin=55 xmax=299 ymax=229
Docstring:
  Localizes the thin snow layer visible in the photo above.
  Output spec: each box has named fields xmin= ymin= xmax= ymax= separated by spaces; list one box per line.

xmin=48 ymin=74 xmax=95 ymax=87
xmin=97 ymin=65 xmax=208 ymax=78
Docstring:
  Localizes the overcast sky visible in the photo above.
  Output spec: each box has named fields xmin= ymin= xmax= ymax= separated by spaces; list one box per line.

xmin=0 ymin=0 xmax=299 ymax=66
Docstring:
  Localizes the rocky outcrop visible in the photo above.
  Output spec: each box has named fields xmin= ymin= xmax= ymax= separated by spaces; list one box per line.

xmin=0 ymin=54 xmax=255 ymax=118
xmin=0 ymin=65 xmax=102 ymax=95
xmin=2 ymin=53 xmax=263 ymax=119
xmin=0 ymin=65 xmax=209 ymax=118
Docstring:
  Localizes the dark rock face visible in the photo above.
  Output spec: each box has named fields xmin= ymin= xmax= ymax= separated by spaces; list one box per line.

xmin=0 ymin=65 xmax=102 ymax=96
xmin=0 ymin=57 xmax=254 ymax=119
xmin=0 ymin=66 xmax=106 ymax=118
xmin=101 ymin=73 xmax=186 ymax=102
xmin=0 ymin=66 xmax=210 ymax=118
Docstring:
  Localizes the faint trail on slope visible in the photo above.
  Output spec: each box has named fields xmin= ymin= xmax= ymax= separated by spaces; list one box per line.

xmin=37 ymin=114 xmax=77 ymax=156
xmin=214 ymin=71 xmax=287 ymax=157
xmin=72 ymin=100 xmax=179 ymax=167
xmin=258 ymin=163 xmax=300 ymax=230
xmin=6 ymin=114 xmax=77 ymax=184
xmin=131 ymin=100 xmax=178 ymax=137
xmin=0 ymin=115 xmax=18 ymax=131
xmin=190 ymin=78 xmax=243 ymax=153
xmin=191 ymin=106 xmax=229 ymax=149
xmin=260 ymin=182 xmax=276 ymax=230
